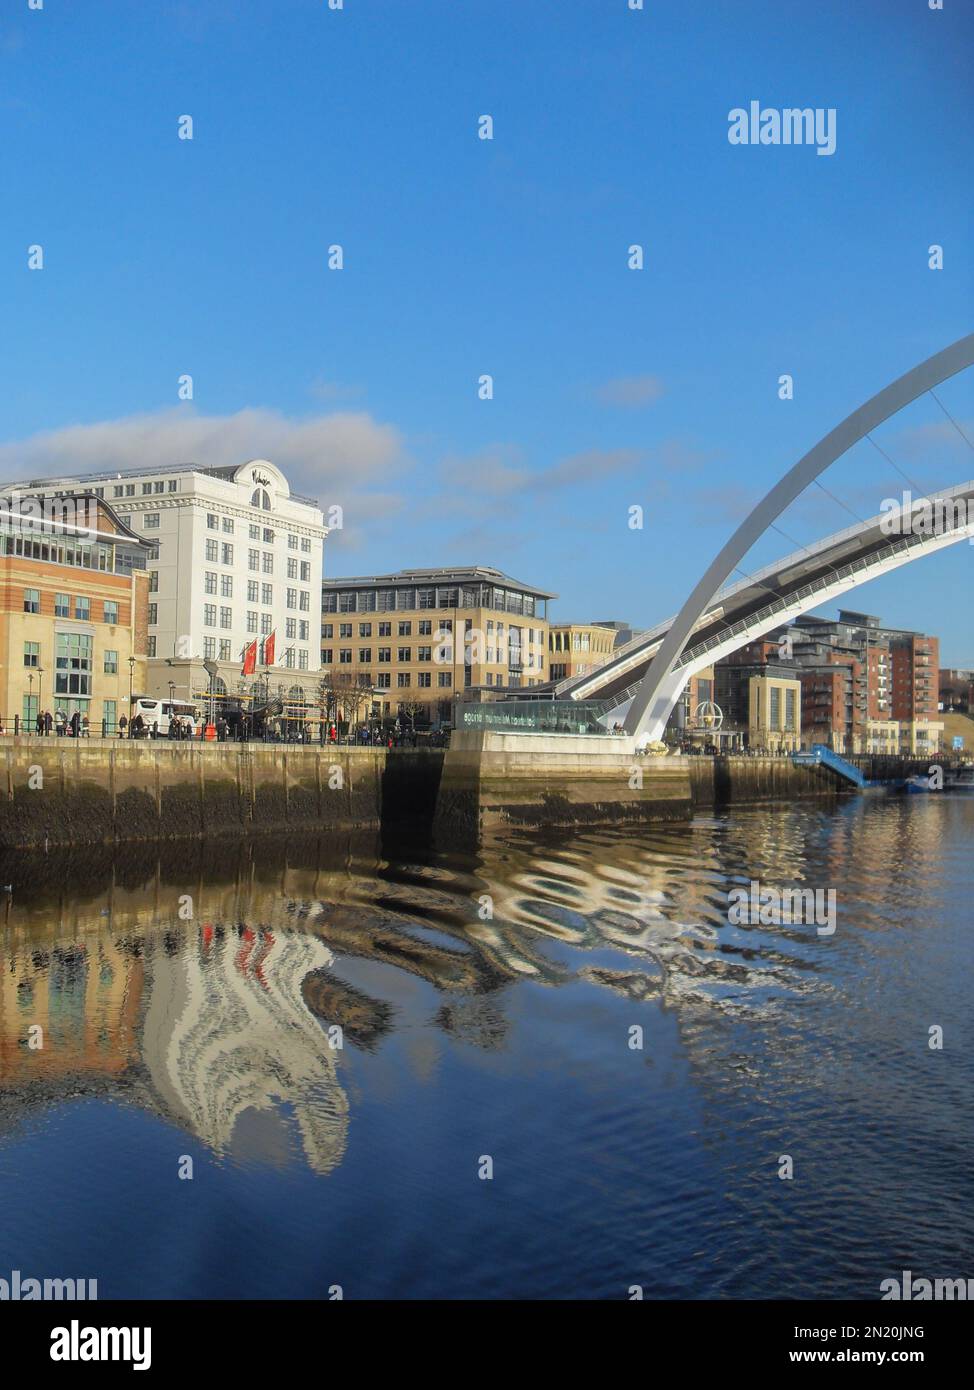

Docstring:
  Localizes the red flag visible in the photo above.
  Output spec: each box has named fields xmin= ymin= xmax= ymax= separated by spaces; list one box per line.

xmin=241 ymin=639 xmax=257 ymax=676
xmin=264 ymin=630 xmax=276 ymax=667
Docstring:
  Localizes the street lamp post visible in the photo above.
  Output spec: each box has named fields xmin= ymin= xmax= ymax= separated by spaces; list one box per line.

xmin=27 ymin=670 xmax=34 ymax=732
xmin=128 ymin=655 xmax=136 ymax=718
xmin=37 ymin=667 xmax=44 ymax=728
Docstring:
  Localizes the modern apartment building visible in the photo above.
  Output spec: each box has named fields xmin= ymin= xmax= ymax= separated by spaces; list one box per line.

xmin=321 ymin=566 xmax=555 ymax=724
xmin=6 ymin=460 xmax=327 ymax=709
xmin=0 ymin=492 xmax=151 ymax=730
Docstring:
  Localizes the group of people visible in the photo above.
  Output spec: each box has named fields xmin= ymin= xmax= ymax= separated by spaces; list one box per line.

xmin=118 ymin=714 xmax=200 ymax=739
xmin=31 ymin=710 xmax=90 ymax=737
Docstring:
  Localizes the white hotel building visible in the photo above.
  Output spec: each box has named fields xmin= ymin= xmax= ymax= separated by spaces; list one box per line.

xmin=9 ymin=459 xmax=327 ymax=708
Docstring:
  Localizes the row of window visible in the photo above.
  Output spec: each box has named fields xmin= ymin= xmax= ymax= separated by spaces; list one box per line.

xmin=320 ymin=645 xmax=542 ymax=668
xmin=23 ymin=640 xmax=121 ymax=675
xmin=323 ymin=586 xmax=540 ymax=617
xmin=204 ymin=513 xmax=314 ymax=551
xmin=23 ymin=589 xmax=120 ymax=623
xmin=113 ymin=480 xmax=178 ymax=497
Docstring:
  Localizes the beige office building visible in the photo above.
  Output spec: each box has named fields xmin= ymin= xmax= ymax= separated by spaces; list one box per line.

xmin=548 ymin=623 xmax=617 ymax=681
xmin=748 ymin=672 xmax=802 ymax=752
xmin=321 ymin=566 xmax=555 ymax=724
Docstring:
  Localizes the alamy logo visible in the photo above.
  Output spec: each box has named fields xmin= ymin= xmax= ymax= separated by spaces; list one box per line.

xmin=0 ymin=1270 xmax=97 ymax=1300
xmin=728 ymin=880 xmax=836 ymax=936
xmin=50 ymin=1321 xmax=151 ymax=1372
xmin=880 ymin=490 xmax=974 ymax=539
xmin=881 ymin=1270 xmax=973 ymax=1300
xmin=728 ymin=101 xmax=836 ymax=156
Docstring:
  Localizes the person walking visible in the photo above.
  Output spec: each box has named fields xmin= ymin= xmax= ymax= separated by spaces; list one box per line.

xmin=36 ymin=711 xmax=44 ymax=736
xmin=44 ymin=709 xmax=53 ymax=735
xmin=81 ymin=714 xmax=90 ymax=738
xmin=69 ymin=710 xmax=80 ymax=738
xmin=55 ymin=709 xmax=66 ymax=737
xmin=118 ymin=713 xmax=127 ymax=739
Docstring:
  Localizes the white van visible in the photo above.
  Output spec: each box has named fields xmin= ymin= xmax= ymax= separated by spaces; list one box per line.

xmin=130 ymin=698 xmax=200 ymax=735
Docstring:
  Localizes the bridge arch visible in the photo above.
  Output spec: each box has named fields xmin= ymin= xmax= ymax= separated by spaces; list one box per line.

xmin=623 ymin=334 xmax=974 ymax=742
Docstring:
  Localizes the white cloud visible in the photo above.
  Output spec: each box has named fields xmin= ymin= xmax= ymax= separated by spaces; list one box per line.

xmin=595 ymin=374 xmax=665 ymax=408
xmin=0 ymin=406 xmax=408 ymax=508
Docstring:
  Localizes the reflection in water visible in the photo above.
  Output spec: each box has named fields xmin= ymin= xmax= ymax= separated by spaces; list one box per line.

xmin=0 ymin=794 xmax=970 ymax=1298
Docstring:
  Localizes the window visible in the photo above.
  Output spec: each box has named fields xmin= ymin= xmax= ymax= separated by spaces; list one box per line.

xmin=438 ymin=672 xmax=452 ymax=687
xmin=288 ymin=533 xmax=298 ymax=550
xmin=398 ymin=647 xmax=411 ymax=662
xmin=286 ymin=618 xmax=296 ymax=639
xmin=55 ymin=592 xmax=70 ymax=617
xmin=168 ymin=480 xmax=178 ymax=492
xmin=219 ymin=640 xmax=232 ymax=660
xmin=419 ymin=619 xmax=432 ymax=636
xmin=262 ymin=527 xmax=274 ymax=543
xmin=204 ymin=604 xmax=217 ymax=626
xmin=418 ymin=646 xmax=432 ymax=662
xmin=147 ymin=636 xmax=156 ymax=657
xmin=221 ymin=543 xmax=234 ymax=565
xmin=287 ymin=557 xmax=298 ymax=579
xmin=399 ymin=622 xmax=412 ymax=636
xmin=377 ymin=672 xmax=391 ymax=689
xmin=104 ymin=699 xmax=117 ymax=729
xmin=300 ymin=562 xmax=311 ymax=582
xmin=299 ymin=591 xmax=310 ymax=611
xmin=339 ymin=649 xmax=352 ymax=664
xmin=322 ymin=624 xmax=333 ymax=639
xmin=298 ymin=650 xmax=308 ymax=670
xmin=287 ymin=588 xmax=297 ymax=609
xmin=283 ymin=648 xmax=295 ymax=669
xmin=251 ymin=488 xmax=271 ymax=510
xmin=321 ymin=648 xmax=333 ymax=664
xmin=247 ymin=611 xmax=258 ymax=633
xmin=125 ymin=484 xmax=135 ymax=496
xmin=247 ymin=580 xmax=259 ymax=602
xmin=418 ymin=672 xmax=431 ymax=688
xmin=104 ymin=650 xmax=118 ymax=674
xmin=262 ymin=552 xmax=273 ymax=574
xmin=248 ymin=549 xmax=260 ymax=571
xmin=261 ymin=613 xmax=272 ymax=635
xmin=249 ymin=524 xmax=260 ymax=540
xmin=144 ymin=514 xmax=160 ymax=529
xmin=24 ymin=641 xmax=40 ymax=669
xmin=378 ymin=648 xmax=391 ymax=663
xmin=148 ymin=571 xmax=159 ymax=593
xmin=75 ymin=596 xmax=91 ymax=620
xmin=339 ymin=623 xmax=352 ymax=638
xmin=207 ymin=513 xmax=219 ymax=529
xmin=147 ymin=602 xmax=157 ymax=624
xmin=397 ymin=672 xmax=411 ymax=688
xmin=55 ymin=631 xmax=93 ymax=697
xmin=205 ymin=572 xmax=217 ymax=595
xmin=113 ymin=485 xmax=123 ymax=498
xmin=220 ymin=575 xmax=233 ymax=598
xmin=24 ymin=589 xmax=40 ymax=613
xmin=222 ymin=516 xmax=234 ymax=533
xmin=206 ymin=539 xmax=219 ymax=562
xmin=203 ymin=636 xmax=216 ymax=659
xmin=299 ymin=621 xmax=309 ymax=641
xmin=359 ymin=649 xmax=372 ymax=664
xmin=220 ymin=607 xmax=232 ymax=629
xmin=142 ymin=482 xmax=153 ymax=495
xmin=379 ymin=621 xmax=391 ymax=637
xmin=301 ymin=537 xmax=311 ymax=552
xmin=104 ymin=600 xmax=118 ymax=623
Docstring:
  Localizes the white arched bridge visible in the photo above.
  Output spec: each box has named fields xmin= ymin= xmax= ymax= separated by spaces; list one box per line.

xmin=556 ymin=333 xmax=974 ymax=743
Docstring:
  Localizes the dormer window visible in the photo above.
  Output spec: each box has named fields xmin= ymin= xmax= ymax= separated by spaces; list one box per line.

xmin=251 ymin=487 xmax=271 ymax=511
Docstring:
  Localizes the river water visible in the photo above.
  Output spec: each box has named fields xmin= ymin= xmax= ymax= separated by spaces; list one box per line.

xmin=0 ymin=793 xmax=971 ymax=1300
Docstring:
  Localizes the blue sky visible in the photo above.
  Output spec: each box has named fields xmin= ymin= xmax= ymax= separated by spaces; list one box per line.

xmin=2 ymin=0 xmax=972 ymax=660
